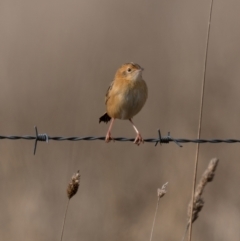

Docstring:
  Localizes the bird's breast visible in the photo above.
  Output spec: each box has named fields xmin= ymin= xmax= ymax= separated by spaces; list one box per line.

xmin=106 ymin=79 xmax=148 ymax=120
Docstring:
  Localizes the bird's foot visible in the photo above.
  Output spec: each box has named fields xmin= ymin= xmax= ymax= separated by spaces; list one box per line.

xmin=134 ymin=133 xmax=144 ymax=145
xmin=105 ymin=132 xmax=114 ymax=143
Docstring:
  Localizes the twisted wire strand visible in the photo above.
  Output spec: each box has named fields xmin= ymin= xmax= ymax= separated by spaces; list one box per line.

xmin=1 ymin=127 xmax=239 ymax=155
xmin=0 ymin=126 xmax=240 ymax=155
xmin=1 ymin=135 xmax=240 ymax=143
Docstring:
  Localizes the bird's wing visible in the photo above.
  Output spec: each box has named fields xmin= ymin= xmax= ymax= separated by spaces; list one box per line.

xmin=105 ymin=80 xmax=114 ymax=105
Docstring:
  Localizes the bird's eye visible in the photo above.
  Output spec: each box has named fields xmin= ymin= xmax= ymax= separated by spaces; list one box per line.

xmin=127 ymin=68 xmax=132 ymax=72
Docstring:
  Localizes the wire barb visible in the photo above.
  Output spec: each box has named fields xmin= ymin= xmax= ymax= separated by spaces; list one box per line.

xmin=170 ymin=132 xmax=182 ymax=147
xmin=34 ymin=126 xmax=49 ymax=155
xmin=155 ymin=129 xmax=162 ymax=146
xmin=155 ymin=130 xmax=182 ymax=147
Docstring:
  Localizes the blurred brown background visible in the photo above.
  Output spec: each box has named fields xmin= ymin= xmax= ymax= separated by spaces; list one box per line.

xmin=1 ymin=0 xmax=240 ymax=240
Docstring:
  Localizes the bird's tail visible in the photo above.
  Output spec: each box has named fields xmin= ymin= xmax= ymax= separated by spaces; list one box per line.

xmin=99 ymin=112 xmax=111 ymax=123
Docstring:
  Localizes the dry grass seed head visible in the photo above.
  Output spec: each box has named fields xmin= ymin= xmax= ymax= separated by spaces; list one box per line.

xmin=67 ymin=170 xmax=80 ymax=199
xmin=188 ymin=158 xmax=219 ymax=223
xmin=157 ymin=182 xmax=168 ymax=199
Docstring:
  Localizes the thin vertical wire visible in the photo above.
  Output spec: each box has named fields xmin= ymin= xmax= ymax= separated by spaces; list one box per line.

xmin=188 ymin=1 xmax=214 ymax=241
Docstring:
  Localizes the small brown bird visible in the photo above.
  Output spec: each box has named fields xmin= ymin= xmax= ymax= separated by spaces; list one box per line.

xmin=99 ymin=62 xmax=148 ymax=145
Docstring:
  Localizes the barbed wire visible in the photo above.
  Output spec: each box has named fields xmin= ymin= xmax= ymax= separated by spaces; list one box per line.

xmin=0 ymin=126 xmax=240 ymax=155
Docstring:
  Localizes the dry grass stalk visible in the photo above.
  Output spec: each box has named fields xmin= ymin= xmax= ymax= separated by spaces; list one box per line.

xmin=182 ymin=158 xmax=219 ymax=241
xmin=149 ymin=182 xmax=168 ymax=241
xmin=61 ymin=170 xmax=81 ymax=241
xmin=188 ymin=0 xmax=215 ymax=240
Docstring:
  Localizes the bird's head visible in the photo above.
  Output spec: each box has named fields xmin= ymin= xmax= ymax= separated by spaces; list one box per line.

xmin=116 ymin=62 xmax=144 ymax=82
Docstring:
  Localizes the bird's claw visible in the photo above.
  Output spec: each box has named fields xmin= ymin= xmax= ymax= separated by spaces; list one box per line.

xmin=105 ymin=132 xmax=114 ymax=143
xmin=134 ymin=133 xmax=144 ymax=146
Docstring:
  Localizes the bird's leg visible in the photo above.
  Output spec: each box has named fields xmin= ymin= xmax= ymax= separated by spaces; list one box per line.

xmin=105 ymin=118 xmax=115 ymax=143
xmin=129 ymin=119 xmax=144 ymax=145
